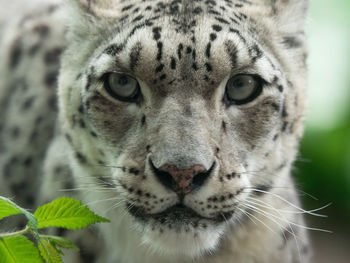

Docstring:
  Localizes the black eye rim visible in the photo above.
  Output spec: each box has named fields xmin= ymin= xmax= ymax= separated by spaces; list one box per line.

xmin=223 ymin=74 xmax=265 ymax=106
xmin=102 ymin=72 xmax=142 ymax=103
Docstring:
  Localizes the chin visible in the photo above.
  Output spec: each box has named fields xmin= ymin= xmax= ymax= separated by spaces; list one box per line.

xmin=133 ymin=217 xmax=226 ymax=259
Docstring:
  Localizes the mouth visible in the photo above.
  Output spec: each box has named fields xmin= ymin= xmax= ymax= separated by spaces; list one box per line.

xmin=127 ymin=203 xmax=234 ymax=226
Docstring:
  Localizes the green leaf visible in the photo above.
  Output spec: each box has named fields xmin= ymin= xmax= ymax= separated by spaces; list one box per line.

xmin=43 ymin=235 xmax=79 ymax=251
xmin=0 ymin=236 xmax=42 ymax=263
xmin=34 ymin=197 xmax=109 ymax=229
xmin=0 ymin=196 xmax=24 ymax=221
xmin=0 ymin=196 xmax=38 ymax=237
xmin=38 ymin=238 xmax=62 ymax=263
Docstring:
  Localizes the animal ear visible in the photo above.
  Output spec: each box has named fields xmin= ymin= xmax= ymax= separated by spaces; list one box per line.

xmin=270 ymin=0 xmax=309 ymax=33
xmin=69 ymin=0 xmax=121 ymax=19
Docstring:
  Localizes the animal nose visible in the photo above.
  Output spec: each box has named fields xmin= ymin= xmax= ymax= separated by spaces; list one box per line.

xmin=150 ymin=160 xmax=215 ymax=194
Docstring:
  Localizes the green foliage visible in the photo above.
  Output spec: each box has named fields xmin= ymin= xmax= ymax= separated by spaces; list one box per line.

xmin=34 ymin=197 xmax=109 ymax=229
xmin=0 ymin=196 xmax=109 ymax=263
xmin=0 ymin=236 xmax=42 ymax=263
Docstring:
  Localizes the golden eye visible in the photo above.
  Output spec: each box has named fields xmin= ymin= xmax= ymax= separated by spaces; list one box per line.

xmin=225 ymin=74 xmax=263 ymax=105
xmin=104 ymin=73 xmax=141 ymax=102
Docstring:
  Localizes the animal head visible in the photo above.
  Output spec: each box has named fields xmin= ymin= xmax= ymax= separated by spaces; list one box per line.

xmin=59 ymin=0 xmax=308 ymax=258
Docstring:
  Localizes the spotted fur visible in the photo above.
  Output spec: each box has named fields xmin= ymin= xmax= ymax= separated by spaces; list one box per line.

xmin=0 ymin=0 xmax=311 ymax=262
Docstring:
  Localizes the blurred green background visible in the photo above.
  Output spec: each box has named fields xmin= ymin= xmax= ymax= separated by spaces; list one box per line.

xmin=294 ymin=0 xmax=350 ymax=262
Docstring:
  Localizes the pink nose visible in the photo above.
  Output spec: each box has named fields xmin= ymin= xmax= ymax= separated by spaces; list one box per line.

xmin=158 ymin=164 xmax=207 ymax=194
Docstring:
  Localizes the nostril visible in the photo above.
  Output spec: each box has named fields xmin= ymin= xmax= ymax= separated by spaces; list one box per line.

xmin=191 ymin=162 xmax=216 ymax=190
xmin=149 ymin=159 xmax=175 ymax=190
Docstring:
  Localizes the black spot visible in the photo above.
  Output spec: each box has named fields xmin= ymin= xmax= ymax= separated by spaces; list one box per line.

xmin=122 ymin=4 xmax=133 ymax=12
xmin=278 ymin=85 xmax=284 ymax=92
xmin=215 ymin=17 xmax=229 ymax=24
xmin=155 ymin=64 xmax=164 ymax=72
xmin=75 ymin=152 xmax=87 ymax=164
xmin=205 ymin=43 xmax=211 ymax=58
xmin=141 ymin=115 xmax=146 ymax=125
xmin=212 ymin=25 xmax=222 ymax=32
xmin=156 ymin=42 xmax=163 ymax=61
xmin=205 ymin=63 xmax=212 ymax=72
xmin=170 ymin=57 xmax=176 ymax=69
xmin=273 ymin=134 xmax=279 ymax=141
xmin=23 ymin=156 xmax=33 ymax=167
xmin=132 ymin=15 xmax=144 ymax=23
xmin=222 ymin=121 xmax=227 ymax=132
xmin=44 ymin=71 xmax=58 ymax=86
xmin=177 ymin=43 xmax=183 ymax=59
xmin=10 ymin=39 xmax=22 ymax=69
xmin=192 ymin=63 xmax=198 ymax=70
xmin=282 ymin=121 xmax=288 ymax=132
xmin=193 ymin=7 xmax=202 ymax=14
xmin=271 ymin=103 xmax=280 ymax=112
xmin=152 ymin=27 xmax=162 ymax=40
xmin=104 ymin=44 xmax=124 ymax=56
xmin=159 ymin=74 xmax=167 ymax=80
xmin=210 ymin=33 xmax=217 ymax=41
xmin=21 ymin=96 xmax=35 ymax=110
xmin=186 ymin=46 xmax=192 ymax=54
xmin=33 ymin=24 xmax=50 ymax=37
xmin=90 ymin=131 xmax=98 ymax=137
xmin=44 ymin=47 xmax=63 ymax=65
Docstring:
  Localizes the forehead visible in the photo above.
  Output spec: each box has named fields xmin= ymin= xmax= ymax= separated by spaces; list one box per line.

xmin=92 ymin=0 xmax=275 ymax=92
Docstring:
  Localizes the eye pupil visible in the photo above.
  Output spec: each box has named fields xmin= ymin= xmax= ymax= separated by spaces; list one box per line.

xmin=118 ymin=76 xmax=129 ymax=85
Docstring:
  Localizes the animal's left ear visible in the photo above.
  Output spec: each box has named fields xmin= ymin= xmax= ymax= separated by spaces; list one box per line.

xmin=270 ymin=0 xmax=309 ymax=33
xmin=72 ymin=0 xmax=121 ymax=19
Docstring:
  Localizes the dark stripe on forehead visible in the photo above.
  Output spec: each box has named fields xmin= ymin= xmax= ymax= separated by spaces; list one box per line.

xmin=129 ymin=42 xmax=142 ymax=71
xmin=104 ymin=44 xmax=124 ymax=56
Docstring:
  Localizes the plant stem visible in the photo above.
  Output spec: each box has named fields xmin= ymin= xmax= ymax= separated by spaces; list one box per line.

xmin=0 ymin=226 xmax=29 ymax=238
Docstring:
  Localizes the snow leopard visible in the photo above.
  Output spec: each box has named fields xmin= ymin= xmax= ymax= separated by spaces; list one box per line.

xmin=0 ymin=0 xmax=312 ymax=262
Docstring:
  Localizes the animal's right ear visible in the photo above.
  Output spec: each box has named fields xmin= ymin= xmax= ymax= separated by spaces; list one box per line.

xmin=63 ymin=0 xmax=121 ymax=41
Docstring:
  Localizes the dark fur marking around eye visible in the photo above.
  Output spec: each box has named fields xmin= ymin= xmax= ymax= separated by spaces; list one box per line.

xmin=170 ymin=57 xmax=176 ymax=69
xmin=130 ymin=43 xmax=142 ymax=71
xmin=282 ymin=36 xmax=302 ymax=49
xmin=249 ymin=44 xmax=263 ymax=62
xmin=85 ymin=74 xmax=92 ymax=91
xmin=156 ymin=42 xmax=163 ymax=61
xmin=212 ymin=25 xmax=222 ymax=32
xmin=229 ymin=28 xmax=247 ymax=44
xmin=205 ymin=63 xmax=212 ymax=72
xmin=225 ymin=40 xmax=238 ymax=67
xmin=205 ymin=43 xmax=211 ymax=58
xmin=177 ymin=43 xmax=183 ymax=60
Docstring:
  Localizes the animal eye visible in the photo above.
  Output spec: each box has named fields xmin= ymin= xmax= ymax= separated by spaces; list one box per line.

xmin=224 ymin=74 xmax=263 ymax=105
xmin=104 ymin=73 xmax=141 ymax=102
